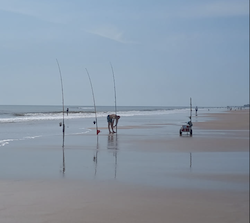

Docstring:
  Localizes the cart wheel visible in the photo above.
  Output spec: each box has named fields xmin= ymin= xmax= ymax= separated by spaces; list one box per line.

xmin=190 ymin=129 xmax=193 ymax=136
xmin=179 ymin=130 xmax=182 ymax=136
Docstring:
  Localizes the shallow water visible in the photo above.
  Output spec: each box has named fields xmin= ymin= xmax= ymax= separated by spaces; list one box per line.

xmin=0 ymin=132 xmax=248 ymax=192
xmin=0 ymin=105 xmax=224 ymax=147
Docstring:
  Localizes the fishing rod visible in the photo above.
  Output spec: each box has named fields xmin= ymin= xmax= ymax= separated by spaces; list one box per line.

xmin=110 ymin=62 xmax=117 ymax=133
xmin=85 ymin=68 xmax=100 ymax=135
xmin=190 ymin=97 xmax=192 ymax=121
xmin=56 ymin=59 xmax=65 ymax=147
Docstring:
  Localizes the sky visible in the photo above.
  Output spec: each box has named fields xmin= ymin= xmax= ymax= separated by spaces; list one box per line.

xmin=0 ymin=0 xmax=249 ymax=107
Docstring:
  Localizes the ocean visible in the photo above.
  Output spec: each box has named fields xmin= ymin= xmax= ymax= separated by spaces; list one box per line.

xmin=0 ymin=105 xmax=192 ymax=122
xmin=0 ymin=105 xmax=225 ymax=147
xmin=0 ymin=104 xmax=209 ymax=148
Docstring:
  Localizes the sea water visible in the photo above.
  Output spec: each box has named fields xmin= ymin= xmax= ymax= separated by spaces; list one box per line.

xmin=0 ymin=104 xmax=219 ymax=147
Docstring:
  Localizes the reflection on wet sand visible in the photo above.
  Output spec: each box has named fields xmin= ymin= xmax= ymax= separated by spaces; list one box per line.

xmin=107 ymin=134 xmax=119 ymax=178
xmin=190 ymin=152 xmax=192 ymax=168
xmin=107 ymin=134 xmax=118 ymax=179
xmin=93 ymin=138 xmax=99 ymax=176
xmin=92 ymin=134 xmax=119 ymax=178
xmin=107 ymin=134 xmax=118 ymax=149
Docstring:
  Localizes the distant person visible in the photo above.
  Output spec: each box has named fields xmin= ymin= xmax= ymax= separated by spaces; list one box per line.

xmin=195 ymin=106 xmax=198 ymax=116
xmin=107 ymin=114 xmax=120 ymax=134
xmin=67 ymin=108 xmax=69 ymax=116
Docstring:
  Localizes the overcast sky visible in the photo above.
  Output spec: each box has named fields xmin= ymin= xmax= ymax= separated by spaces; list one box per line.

xmin=0 ymin=0 xmax=249 ymax=107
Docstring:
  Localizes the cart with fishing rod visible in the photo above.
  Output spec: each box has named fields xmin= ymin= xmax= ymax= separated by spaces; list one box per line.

xmin=179 ymin=98 xmax=193 ymax=136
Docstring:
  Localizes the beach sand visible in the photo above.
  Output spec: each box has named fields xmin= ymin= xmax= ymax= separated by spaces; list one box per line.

xmin=195 ymin=109 xmax=249 ymax=130
xmin=0 ymin=110 xmax=249 ymax=223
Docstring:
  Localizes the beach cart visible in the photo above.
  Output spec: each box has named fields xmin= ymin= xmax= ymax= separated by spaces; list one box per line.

xmin=179 ymin=121 xmax=193 ymax=136
xmin=179 ymin=98 xmax=193 ymax=136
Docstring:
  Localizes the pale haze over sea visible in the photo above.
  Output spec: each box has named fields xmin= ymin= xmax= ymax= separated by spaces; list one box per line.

xmin=0 ymin=0 xmax=249 ymax=107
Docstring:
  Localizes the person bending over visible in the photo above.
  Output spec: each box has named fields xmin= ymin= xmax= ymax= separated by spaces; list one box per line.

xmin=107 ymin=114 xmax=120 ymax=134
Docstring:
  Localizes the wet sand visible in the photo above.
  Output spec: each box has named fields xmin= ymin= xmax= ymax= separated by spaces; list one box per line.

xmin=0 ymin=180 xmax=248 ymax=223
xmin=0 ymin=109 xmax=249 ymax=223
xmin=195 ymin=109 xmax=249 ymax=130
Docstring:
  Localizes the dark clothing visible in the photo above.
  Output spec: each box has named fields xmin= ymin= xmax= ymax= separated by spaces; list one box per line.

xmin=107 ymin=115 xmax=112 ymax=123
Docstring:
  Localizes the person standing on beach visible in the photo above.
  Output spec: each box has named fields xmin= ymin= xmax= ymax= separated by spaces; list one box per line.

xmin=107 ymin=114 xmax=120 ymax=134
xmin=195 ymin=106 xmax=198 ymax=116
xmin=67 ymin=108 xmax=69 ymax=116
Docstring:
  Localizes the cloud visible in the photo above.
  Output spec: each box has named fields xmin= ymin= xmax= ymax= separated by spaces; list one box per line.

xmin=0 ymin=4 xmax=37 ymax=17
xmin=86 ymin=26 xmax=138 ymax=44
xmin=0 ymin=1 xmax=70 ymax=24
